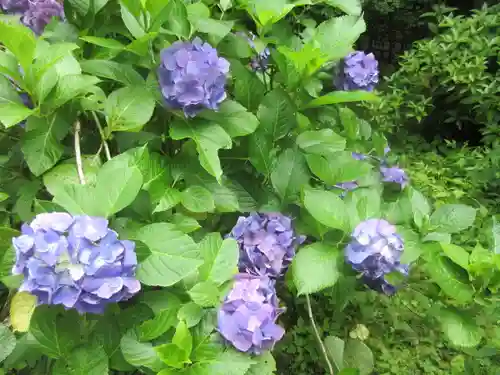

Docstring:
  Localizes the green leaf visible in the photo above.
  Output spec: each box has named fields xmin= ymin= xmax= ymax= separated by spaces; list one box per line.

xmin=0 ymin=19 xmax=36 ymax=72
xmin=307 ymin=15 xmax=366 ymax=61
xmin=271 ymin=148 xmax=309 ymax=203
xmin=47 ymin=74 xmax=100 ymax=108
xmin=52 ymin=153 xmax=143 ymax=217
xmin=173 ymin=320 xmax=193 ymax=355
xmin=136 ymin=223 xmax=202 ymax=286
xmin=43 ymin=157 xmax=101 ymax=196
xmin=430 ymin=204 xmax=477 ymax=234
xmin=177 ymin=302 xmax=204 ymax=328
xmin=199 ymin=100 xmax=259 ymax=137
xmin=81 ymin=60 xmax=144 ymax=85
xmin=246 ymin=0 xmax=294 ymax=26
xmin=181 ymin=186 xmax=215 ymax=213
xmin=0 ymin=323 xmax=16 ymax=363
xmin=21 ymin=112 xmax=70 ymax=176
xmin=303 ymin=188 xmax=347 ymax=231
xmin=189 ymin=281 xmax=221 ymax=307
xmin=198 ymin=234 xmax=239 ymax=285
xmin=63 ymin=342 xmax=109 ymax=375
xmin=425 ymin=255 xmax=474 ymax=303
xmin=29 ymin=306 xmax=80 ymax=359
xmin=343 ymin=339 xmax=374 ymax=375
xmin=105 ymin=86 xmax=156 ymax=131
xmin=296 ymin=129 xmax=346 ymax=156
xmin=187 ymin=349 xmax=256 ymax=375
xmin=247 ymin=352 xmax=276 ymax=375
xmin=249 ymin=130 xmax=274 ymax=177
xmin=324 ymin=335 xmax=345 ymax=371
xmin=231 ymin=59 xmax=266 ymax=112
xmin=187 ymin=5 xmax=234 ymax=44
xmin=10 ymin=291 xmax=36 ymax=333
xmin=305 ymin=152 xmax=372 ymax=185
xmin=163 ymin=0 xmax=191 ymax=38
xmin=409 ymin=187 xmax=431 ymax=228
xmin=438 ymin=309 xmax=482 ymax=348
xmin=292 ymin=243 xmax=341 ymax=295
xmin=0 ymin=76 xmax=34 ymax=127
xmin=440 ymin=243 xmax=469 ymax=270
xmin=120 ymin=1 xmax=146 ymax=38
xmin=139 ymin=294 xmax=181 ymax=341
xmin=321 ymin=0 xmax=362 ymax=15
xmin=80 ymin=36 xmax=126 ymax=50
xmin=304 ymin=91 xmax=378 ymax=108
xmin=121 ymin=329 xmax=165 ymax=372
xmin=170 ymin=119 xmax=232 ymax=182
xmin=155 ymin=343 xmax=189 ymax=368
xmin=152 ymin=187 xmax=182 ymax=213
xmin=398 ymin=227 xmax=422 ymax=264
xmin=171 ymin=213 xmax=201 ymax=233
xmin=257 ymin=88 xmax=297 ymax=141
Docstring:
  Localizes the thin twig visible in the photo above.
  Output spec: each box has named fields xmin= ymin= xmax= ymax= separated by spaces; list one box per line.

xmin=305 ymin=294 xmax=334 ymax=375
xmin=91 ymin=111 xmax=111 ymax=161
xmin=74 ymin=120 xmax=86 ymax=185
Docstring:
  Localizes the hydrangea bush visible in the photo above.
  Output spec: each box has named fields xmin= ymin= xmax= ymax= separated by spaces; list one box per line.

xmin=0 ymin=0 xmax=497 ymax=374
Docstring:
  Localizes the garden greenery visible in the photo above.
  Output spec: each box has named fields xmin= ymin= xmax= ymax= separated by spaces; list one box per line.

xmin=0 ymin=1 xmax=498 ymax=375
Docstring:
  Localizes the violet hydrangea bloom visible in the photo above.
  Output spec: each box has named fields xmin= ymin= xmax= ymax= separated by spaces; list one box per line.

xmin=336 ymin=51 xmax=379 ymax=92
xmin=218 ymin=273 xmax=285 ymax=354
xmin=0 ymin=0 xmax=29 ymax=13
xmin=228 ymin=213 xmax=305 ymax=278
xmin=345 ymin=219 xmax=408 ymax=295
xmin=380 ymin=166 xmax=409 ymax=188
xmin=12 ymin=213 xmax=141 ymax=314
xmin=21 ymin=0 xmax=65 ymax=35
xmin=158 ymin=37 xmax=230 ymax=117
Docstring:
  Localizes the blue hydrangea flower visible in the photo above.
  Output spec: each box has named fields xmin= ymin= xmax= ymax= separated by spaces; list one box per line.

xmin=0 ymin=0 xmax=29 ymax=13
xmin=218 ymin=273 xmax=285 ymax=354
xmin=334 ymin=181 xmax=359 ymax=198
xmin=345 ymin=219 xmax=408 ymax=295
xmin=228 ymin=213 xmax=305 ymax=278
xmin=380 ymin=166 xmax=409 ymax=188
xmin=240 ymin=32 xmax=271 ymax=72
xmin=12 ymin=213 xmax=141 ymax=314
xmin=21 ymin=0 xmax=65 ymax=35
xmin=336 ymin=51 xmax=379 ymax=92
xmin=158 ymin=37 xmax=230 ymax=117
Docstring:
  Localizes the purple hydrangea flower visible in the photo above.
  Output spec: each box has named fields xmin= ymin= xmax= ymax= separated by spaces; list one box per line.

xmin=218 ymin=274 xmax=285 ymax=354
xmin=228 ymin=213 xmax=305 ymax=278
xmin=241 ymin=32 xmax=271 ymax=72
xmin=158 ymin=37 xmax=230 ymax=117
xmin=18 ymin=92 xmax=33 ymax=128
xmin=0 ymin=0 xmax=29 ymax=13
xmin=334 ymin=181 xmax=359 ymax=199
xmin=351 ymin=152 xmax=367 ymax=160
xmin=336 ymin=51 xmax=379 ymax=92
xmin=21 ymin=0 xmax=65 ymax=35
xmin=380 ymin=166 xmax=409 ymax=188
xmin=12 ymin=213 xmax=141 ymax=314
xmin=345 ymin=219 xmax=408 ymax=295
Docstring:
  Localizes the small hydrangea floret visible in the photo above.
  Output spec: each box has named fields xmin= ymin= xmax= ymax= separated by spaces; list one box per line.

xmin=345 ymin=219 xmax=408 ymax=295
xmin=12 ymin=213 xmax=141 ymax=314
xmin=228 ymin=212 xmax=305 ymax=278
xmin=380 ymin=166 xmax=409 ymax=188
xmin=158 ymin=37 xmax=230 ymax=117
xmin=240 ymin=32 xmax=270 ymax=72
xmin=218 ymin=274 xmax=285 ymax=354
xmin=336 ymin=51 xmax=379 ymax=92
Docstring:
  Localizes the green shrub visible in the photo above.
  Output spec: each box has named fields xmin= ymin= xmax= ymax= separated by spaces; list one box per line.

xmin=368 ymin=4 xmax=500 ymax=145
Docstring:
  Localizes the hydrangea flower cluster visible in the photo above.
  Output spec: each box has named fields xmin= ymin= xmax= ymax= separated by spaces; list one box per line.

xmin=12 ymin=213 xmax=141 ymax=314
xmin=228 ymin=212 xmax=305 ymax=278
xmin=218 ymin=274 xmax=285 ymax=354
xmin=157 ymin=37 xmax=230 ymax=117
xmin=241 ymin=32 xmax=271 ymax=72
xmin=1 ymin=0 xmax=65 ymax=35
xmin=345 ymin=219 xmax=408 ymax=295
xmin=336 ymin=51 xmax=379 ymax=92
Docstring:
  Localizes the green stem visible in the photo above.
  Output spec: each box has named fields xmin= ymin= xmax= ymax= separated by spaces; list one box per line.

xmin=92 ymin=111 xmax=111 ymax=161
xmin=305 ymin=294 xmax=334 ymax=375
